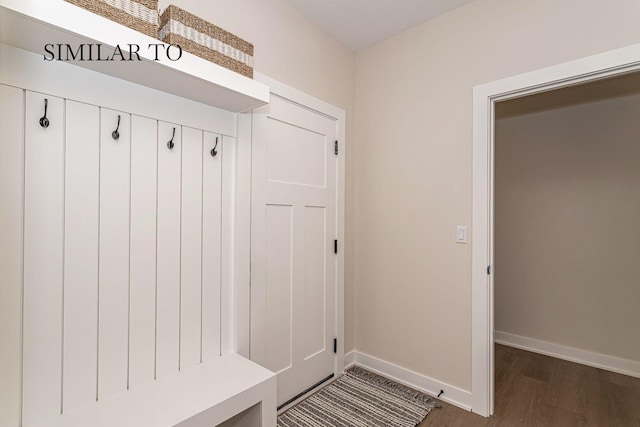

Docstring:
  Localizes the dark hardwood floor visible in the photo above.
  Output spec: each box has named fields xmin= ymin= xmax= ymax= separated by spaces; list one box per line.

xmin=421 ymin=344 xmax=640 ymax=426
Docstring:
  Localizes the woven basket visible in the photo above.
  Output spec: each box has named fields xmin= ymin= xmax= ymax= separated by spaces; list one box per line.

xmin=159 ymin=5 xmax=254 ymax=78
xmin=65 ymin=0 xmax=159 ymax=38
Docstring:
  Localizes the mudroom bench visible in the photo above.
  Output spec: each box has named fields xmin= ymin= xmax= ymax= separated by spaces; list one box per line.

xmin=0 ymin=2 xmax=277 ymax=427
xmin=42 ymin=354 xmax=276 ymax=427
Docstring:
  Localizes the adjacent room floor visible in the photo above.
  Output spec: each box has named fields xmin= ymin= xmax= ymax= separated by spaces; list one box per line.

xmin=421 ymin=344 xmax=640 ymax=426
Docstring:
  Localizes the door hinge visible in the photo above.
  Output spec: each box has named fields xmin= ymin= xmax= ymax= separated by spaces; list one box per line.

xmin=334 ymin=240 xmax=338 ymax=254
xmin=333 ymin=338 xmax=337 ymax=354
xmin=487 ymin=265 xmax=491 ymax=275
xmin=334 ymin=140 xmax=339 ymax=155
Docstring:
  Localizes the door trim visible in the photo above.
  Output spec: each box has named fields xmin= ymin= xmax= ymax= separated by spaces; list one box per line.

xmin=246 ymin=72 xmax=346 ymax=381
xmin=472 ymin=42 xmax=640 ymax=417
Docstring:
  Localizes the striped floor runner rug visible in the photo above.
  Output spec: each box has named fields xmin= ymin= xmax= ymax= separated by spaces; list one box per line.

xmin=277 ymin=367 xmax=440 ymax=427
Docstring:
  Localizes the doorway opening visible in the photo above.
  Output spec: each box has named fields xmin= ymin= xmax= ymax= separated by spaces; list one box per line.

xmin=491 ymin=71 xmax=640 ymax=423
xmin=471 ymin=43 xmax=640 ymax=417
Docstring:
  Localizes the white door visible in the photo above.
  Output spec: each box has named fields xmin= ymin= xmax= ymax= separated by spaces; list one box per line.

xmin=251 ymin=91 xmax=339 ymax=407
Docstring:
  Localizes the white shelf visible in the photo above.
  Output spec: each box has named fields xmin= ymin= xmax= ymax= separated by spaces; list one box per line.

xmin=0 ymin=0 xmax=269 ymax=112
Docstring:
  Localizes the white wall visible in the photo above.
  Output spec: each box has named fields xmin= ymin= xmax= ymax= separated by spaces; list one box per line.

xmin=354 ymin=0 xmax=640 ymax=391
xmin=494 ymin=74 xmax=640 ymax=364
xmin=159 ymin=0 xmax=357 ymax=351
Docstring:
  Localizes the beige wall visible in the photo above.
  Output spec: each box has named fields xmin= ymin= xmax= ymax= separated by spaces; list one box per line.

xmin=162 ymin=0 xmax=357 ymax=351
xmin=354 ymin=0 xmax=640 ymax=390
xmin=494 ymin=75 xmax=640 ymax=363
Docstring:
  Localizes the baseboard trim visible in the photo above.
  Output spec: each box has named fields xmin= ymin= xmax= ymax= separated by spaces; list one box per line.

xmin=495 ymin=331 xmax=640 ymax=379
xmin=345 ymin=351 xmax=472 ymax=412
xmin=344 ymin=351 xmax=357 ymax=369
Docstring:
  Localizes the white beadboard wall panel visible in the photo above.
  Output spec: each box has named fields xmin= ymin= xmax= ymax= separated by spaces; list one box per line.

xmin=156 ymin=122 xmax=182 ymax=378
xmin=98 ymin=109 xmax=131 ymax=400
xmin=202 ymin=132 xmax=223 ymax=361
xmin=0 ymin=84 xmax=24 ymax=427
xmin=3 ymin=57 xmax=234 ymax=421
xmin=22 ymin=92 xmax=65 ymax=426
xmin=129 ymin=115 xmax=158 ymax=389
xmin=62 ymin=100 xmax=100 ymax=412
xmin=180 ymin=127 xmax=204 ymax=369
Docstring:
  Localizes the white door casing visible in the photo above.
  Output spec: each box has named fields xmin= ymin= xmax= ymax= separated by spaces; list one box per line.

xmin=472 ymin=43 xmax=640 ymax=417
xmin=250 ymin=75 xmax=346 ymax=407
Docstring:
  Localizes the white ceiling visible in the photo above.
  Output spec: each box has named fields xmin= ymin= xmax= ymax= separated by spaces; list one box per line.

xmin=284 ymin=0 xmax=476 ymax=51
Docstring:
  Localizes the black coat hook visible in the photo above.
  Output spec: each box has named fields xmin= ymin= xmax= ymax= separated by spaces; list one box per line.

xmin=112 ymin=115 xmax=121 ymax=140
xmin=39 ymin=99 xmax=49 ymax=128
xmin=210 ymin=137 xmax=219 ymax=157
xmin=167 ymin=127 xmax=176 ymax=149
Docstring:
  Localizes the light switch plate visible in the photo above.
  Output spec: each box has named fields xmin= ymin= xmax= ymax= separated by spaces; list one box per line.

xmin=456 ymin=226 xmax=468 ymax=244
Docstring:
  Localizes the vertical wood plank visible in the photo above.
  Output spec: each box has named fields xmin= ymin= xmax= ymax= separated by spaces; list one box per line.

xmin=98 ymin=109 xmax=130 ymax=399
xmin=129 ymin=115 xmax=158 ymax=389
xmin=23 ymin=92 xmax=64 ymax=425
xmin=156 ymin=122 xmax=181 ymax=377
xmin=250 ymin=105 xmax=269 ymax=366
xmin=180 ymin=127 xmax=203 ymax=368
xmin=0 ymin=85 xmax=24 ymax=427
xmin=63 ymin=100 xmax=99 ymax=412
xmin=221 ymin=136 xmax=236 ymax=355
xmin=202 ymin=132 xmax=222 ymax=361
xmin=234 ymin=113 xmax=252 ymax=359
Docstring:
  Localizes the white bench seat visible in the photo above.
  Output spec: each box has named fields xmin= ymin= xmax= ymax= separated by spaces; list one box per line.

xmin=35 ymin=354 xmax=276 ymax=427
